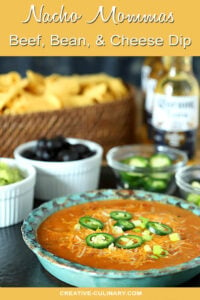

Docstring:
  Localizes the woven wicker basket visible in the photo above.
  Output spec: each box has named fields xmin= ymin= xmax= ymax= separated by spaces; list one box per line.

xmin=0 ymin=87 xmax=136 ymax=158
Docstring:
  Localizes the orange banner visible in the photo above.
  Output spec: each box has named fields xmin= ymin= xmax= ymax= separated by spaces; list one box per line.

xmin=1 ymin=287 xmax=200 ymax=300
xmin=0 ymin=0 xmax=200 ymax=55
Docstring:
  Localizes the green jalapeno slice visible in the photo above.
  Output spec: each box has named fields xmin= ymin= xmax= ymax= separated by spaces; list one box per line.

xmin=121 ymin=156 xmax=149 ymax=168
xmin=149 ymin=153 xmax=172 ymax=168
xmin=146 ymin=221 xmax=173 ymax=235
xmin=79 ymin=216 xmax=104 ymax=230
xmin=110 ymin=211 xmax=132 ymax=220
xmin=85 ymin=233 xmax=115 ymax=249
xmin=114 ymin=220 xmax=135 ymax=231
xmin=143 ymin=177 xmax=168 ymax=192
xmin=115 ymin=235 xmax=144 ymax=249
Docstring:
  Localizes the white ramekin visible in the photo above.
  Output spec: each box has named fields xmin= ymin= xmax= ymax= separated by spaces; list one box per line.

xmin=14 ymin=138 xmax=103 ymax=200
xmin=0 ymin=158 xmax=36 ymax=228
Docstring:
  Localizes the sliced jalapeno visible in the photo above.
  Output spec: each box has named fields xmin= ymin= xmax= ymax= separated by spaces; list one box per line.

xmin=149 ymin=153 xmax=172 ymax=168
xmin=146 ymin=221 xmax=173 ymax=235
xmin=143 ymin=177 xmax=168 ymax=192
xmin=85 ymin=233 xmax=115 ymax=249
xmin=110 ymin=211 xmax=132 ymax=220
xmin=114 ymin=220 xmax=135 ymax=231
xmin=150 ymin=172 xmax=172 ymax=181
xmin=120 ymin=172 xmax=145 ymax=189
xmin=122 ymin=156 xmax=149 ymax=168
xmin=115 ymin=235 xmax=144 ymax=249
xmin=79 ymin=216 xmax=104 ymax=230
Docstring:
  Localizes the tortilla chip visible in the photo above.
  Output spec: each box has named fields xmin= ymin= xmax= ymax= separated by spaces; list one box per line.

xmin=45 ymin=75 xmax=80 ymax=104
xmin=4 ymin=92 xmax=61 ymax=114
xmin=0 ymin=72 xmax=21 ymax=87
xmin=0 ymin=79 xmax=27 ymax=110
xmin=25 ymin=70 xmax=46 ymax=95
xmin=0 ymin=71 xmax=130 ymax=115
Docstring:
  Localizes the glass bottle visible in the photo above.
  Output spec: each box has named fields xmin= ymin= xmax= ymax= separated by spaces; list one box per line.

xmin=162 ymin=56 xmax=172 ymax=71
xmin=144 ymin=57 xmax=168 ymax=139
xmin=141 ymin=57 xmax=161 ymax=93
xmin=152 ymin=56 xmax=199 ymax=159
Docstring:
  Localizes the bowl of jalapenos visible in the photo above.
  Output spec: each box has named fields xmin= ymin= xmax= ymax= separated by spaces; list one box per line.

xmin=176 ymin=165 xmax=200 ymax=207
xmin=106 ymin=145 xmax=188 ymax=194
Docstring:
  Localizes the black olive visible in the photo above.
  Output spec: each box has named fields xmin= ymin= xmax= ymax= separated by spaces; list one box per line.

xmin=88 ymin=151 xmax=96 ymax=157
xmin=35 ymin=149 xmax=52 ymax=161
xmin=37 ymin=138 xmax=47 ymax=150
xmin=80 ymin=151 xmax=96 ymax=159
xmin=63 ymin=141 xmax=72 ymax=150
xmin=22 ymin=149 xmax=36 ymax=160
xmin=46 ymin=139 xmax=55 ymax=150
xmin=57 ymin=149 xmax=79 ymax=162
xmin=42 ymin=151 xmax=52 ymax=161
xmin=24 ymin=136 xmax=95 ymax=162
xmin=53 ymin=136 xmax=66 ymax=149
xmin=35 ymin=149 xmax=43 ymax=159
xmin=72 ymin=144 xmax=90 ymax=155
xmin=54 ymin=135 xmax=66 ymax=144
xmin=46 ymin=136 xmax=67 ymax=151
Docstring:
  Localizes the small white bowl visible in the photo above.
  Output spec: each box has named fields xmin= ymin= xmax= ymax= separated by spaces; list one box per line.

xmin=0 ymin=158 xmax=36 ymax=228
xmin=14 ymin=138 xmax=103 ymax=200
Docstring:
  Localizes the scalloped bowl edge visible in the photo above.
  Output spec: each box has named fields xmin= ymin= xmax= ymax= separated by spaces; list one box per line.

xmin=21 ymin=189 xmax=200 ymax=287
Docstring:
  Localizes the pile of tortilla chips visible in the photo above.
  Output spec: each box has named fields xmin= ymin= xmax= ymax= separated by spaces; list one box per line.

xmin=0 ymin=71 xmax=129 ymax=115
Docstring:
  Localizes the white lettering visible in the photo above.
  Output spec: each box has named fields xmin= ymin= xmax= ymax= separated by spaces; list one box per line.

xmin=87 ymin=6 xmax=174 ymax=25
xmin=50 ymin=35 xmax=87 ymax=47
xmin=110 ymin=35 xmax=164 ymax=47
xmin=169 ymin=35 xmax=192 ymax=49
xmin=10 ymin=34 xmax=42 ymax=46
xmin=22 ymin=4 xmax=82 ymax=24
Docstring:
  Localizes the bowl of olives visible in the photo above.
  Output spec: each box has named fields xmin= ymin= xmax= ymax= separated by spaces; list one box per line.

xmin=14 ymin=136 xmax=103 ymax=200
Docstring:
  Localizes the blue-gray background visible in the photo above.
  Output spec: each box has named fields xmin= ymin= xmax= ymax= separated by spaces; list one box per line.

xmin=0 ymin=57 xmax=199 ymax=87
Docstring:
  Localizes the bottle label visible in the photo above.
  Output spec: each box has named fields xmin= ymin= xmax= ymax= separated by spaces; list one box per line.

xmin=153 ymin=128 xmax=197 ymax=159
xmin=145 ymin=78 xmax=157 ymax=113
xmin=141 ymin=66 xmax=151 ymax=92
xmin=152 ymin=94 xmax=199 ymax=131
